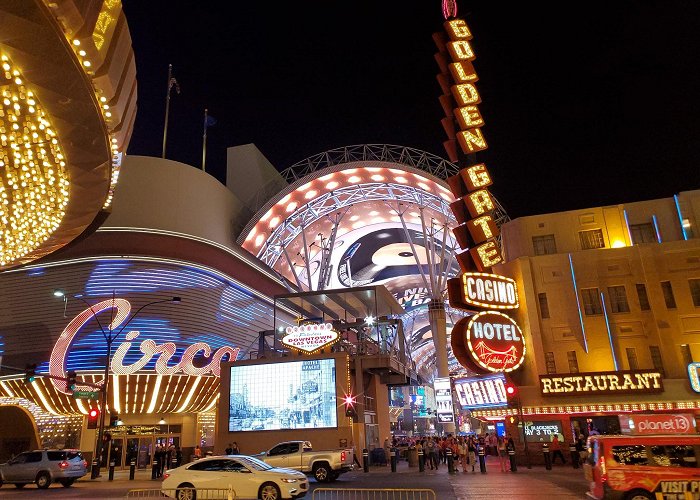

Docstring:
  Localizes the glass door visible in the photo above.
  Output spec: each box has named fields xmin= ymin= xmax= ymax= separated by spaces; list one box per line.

xmin=137 ymin=437 xmax=153 ymax=469
xmin=126 ymin=438 xmax=139 ymax=469
xmin=108 ymin=438 xmax=124 ymax=468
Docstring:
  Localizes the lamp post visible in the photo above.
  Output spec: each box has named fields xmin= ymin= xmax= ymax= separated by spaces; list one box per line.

xmin=54 ymin=290 xmax=180 ymax=478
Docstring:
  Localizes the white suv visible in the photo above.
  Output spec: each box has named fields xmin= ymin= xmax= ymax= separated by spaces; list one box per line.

xmin=0 ymin=449 xmax=87 ymax=489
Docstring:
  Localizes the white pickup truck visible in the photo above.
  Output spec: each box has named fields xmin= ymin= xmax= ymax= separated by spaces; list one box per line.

xmin=256 ymin=440 xmax=354 ymax=482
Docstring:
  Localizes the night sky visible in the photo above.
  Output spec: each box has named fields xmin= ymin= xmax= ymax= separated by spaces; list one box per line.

xmin=122 ymin=1 xmax=700 ymax=219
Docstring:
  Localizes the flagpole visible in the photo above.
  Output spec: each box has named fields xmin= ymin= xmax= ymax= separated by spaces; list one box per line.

xmin=202 ymin=108 xmax=208 ymax=172
xmin=162 ymin=64 xmax=173 ymax=159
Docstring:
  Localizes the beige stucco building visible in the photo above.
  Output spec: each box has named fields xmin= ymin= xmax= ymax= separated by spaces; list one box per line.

xmin=484 ymin=190 xmax=700 ymax=440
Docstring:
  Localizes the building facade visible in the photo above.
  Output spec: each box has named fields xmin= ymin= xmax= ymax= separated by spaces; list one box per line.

xmin=482 ymin=190 xmax=700 ymax=445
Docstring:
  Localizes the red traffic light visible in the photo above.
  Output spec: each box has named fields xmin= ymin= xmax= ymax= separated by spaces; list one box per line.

xmin=87 ymin=408 xmax=100 ymax=429
xmin=505 ymin=383 xmax=517 ymax=396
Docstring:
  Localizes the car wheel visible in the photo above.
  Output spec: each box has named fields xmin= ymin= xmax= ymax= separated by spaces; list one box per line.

xmin=625 ymin=490 xmax=654 ymax=500
xmin=35 ymin=472 xmax=51 ymax=489
xmin=60 ymin=478 xmax=75 ymax=487
xmin=313 ymin=462 xmax=330 ymax=482
xmin=259 ymin=482 xmax=281 ymax=500
xmin=176 ymin=482 xmax=196 ymax=500
xmin=15 ymin=483 xmax=27 ymax=489
xmin=328 ymin=471 xmax=339 ymax=482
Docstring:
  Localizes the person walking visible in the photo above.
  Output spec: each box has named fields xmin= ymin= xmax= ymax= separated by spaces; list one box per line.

xmin=425 ymin=437 xmax=436 ymax=470
xmin=550 ymin=435 xmax=566 ymax=464
xmin=175 ymin=446 xmax=183 ymax=467
xmin=497 ymin=435 xmax=509 ymax=472
xmin=467 ymin=437 xmax=477 ymax=473
xmin=231 ymin=442 xmax=240 ymax=455
xmin=194 ymin=445 xmax=202 ymax=461
xmin=457 ymin=437 xmax=467 ymax=473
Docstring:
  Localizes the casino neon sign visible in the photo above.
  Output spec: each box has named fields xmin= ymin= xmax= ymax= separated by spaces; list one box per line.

xmin=49 ymin=299 xmax=240 ymax=394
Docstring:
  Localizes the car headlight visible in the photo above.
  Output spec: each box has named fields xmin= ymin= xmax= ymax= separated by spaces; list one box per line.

xmin=281 ymin=478 xmax=298 ymax=483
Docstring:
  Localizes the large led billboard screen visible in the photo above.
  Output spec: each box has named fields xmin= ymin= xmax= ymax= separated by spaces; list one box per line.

xmin=228 ymin=358 xmax=338 ymax=432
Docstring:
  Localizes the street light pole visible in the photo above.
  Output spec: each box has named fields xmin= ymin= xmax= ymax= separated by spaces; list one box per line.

xmin=516 ymin=395 xmax=532 ymax=469
xmin=61 ymin=292 xmax=181 ymax=478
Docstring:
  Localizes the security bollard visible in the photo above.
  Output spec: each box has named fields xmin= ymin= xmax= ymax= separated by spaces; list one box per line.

xmin=390 ymin=447 xmax=397 ymax=472
xmin=446 ymin=448 xmax=455 ymax=474
xmin=542 ymin=443 xmax=552 ymax=470
xmin=569 ymin=445 xmax=580 ymax=469
xmin=478 ymin=445 xmax=487 ymax=474
xmin=129 ymin=460 xmax=136 ymax=480
xmin=508 ymin=448 xmax=517 ymax=472
xmin=108 ymin=461 xmax=115 ymax=481
xmin=90 ymin=460 xmax=99 ymax=479
xmin=362 ymin=449 xmax=369 ymax=473
xmin=418 ymin=449 xmax=425 ymax=472
xmin=151 ymin=459 xmax=159 ymax=480
xmin=172 ymin=457 xmax=178 ymax=470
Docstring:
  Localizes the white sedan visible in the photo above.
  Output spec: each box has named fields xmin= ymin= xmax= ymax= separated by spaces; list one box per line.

xmin=162 ymin=455 xmax=308 ymax=500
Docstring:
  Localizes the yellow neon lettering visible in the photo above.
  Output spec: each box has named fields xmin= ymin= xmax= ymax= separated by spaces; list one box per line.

xmin=457 ymin=128 xmax=488 ymax=153
xmin=446 ymin=19 xmax=472 ymax=40
xmin=448 ymin=41 xmax=475 ymax=61
xmin=449 ymin=61 xmax=478 ymax=83
xmin=476 ymin=241 xmax=502 ymax=268
xmin=456 ymin=105 xmax=484 ymax=129
xmin=452 ymin=83 xmax=481 ymax=106
xmin=464 ymin=164 xmax=492 ymax=189
xmin=468 ymin=190 xmax=494 ymax=215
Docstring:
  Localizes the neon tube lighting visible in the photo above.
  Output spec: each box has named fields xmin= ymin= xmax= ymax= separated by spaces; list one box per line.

xmin=652 ymin=215 xmax=662 ymax=243
xmin=600 ymin=291 xmax=619 ymax=371
xmin=568 ymin=254 xmax=589 ymax=353
xmin=674 ymin=194 xmax=688 ymax=240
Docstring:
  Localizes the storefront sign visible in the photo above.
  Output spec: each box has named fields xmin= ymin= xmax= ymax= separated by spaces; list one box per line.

xmin=688 ymin=362 xmax=700 ymax=393
xmin=454 ymin=373 xmax=508 ymax=409
xmin=465 ymin=311 xmax=525 ymax=373
xmin=434 ymin=377 xmax=454 ymax=423
xmin=621 ymin=414 xmax=696 ymax=435
xmin=281 ymin=323 xmax=339 ymax=354
xmin=449 ymin=272 xmax=518 ymax=310
xmin=49 ymin=299 xmax=240 ymax=394
xmin=524 ymin=420 xmax=563 ymax=442
xmin=539 ymin=370 xmax=664 ymax=396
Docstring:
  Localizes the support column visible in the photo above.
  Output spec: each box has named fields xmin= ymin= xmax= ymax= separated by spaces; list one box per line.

xmin=428 ymin=298 xmax=455 ymax=434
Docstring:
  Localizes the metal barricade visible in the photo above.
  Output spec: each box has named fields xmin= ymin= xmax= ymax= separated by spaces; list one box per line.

xmin=125 ymin=487 xmax=236 ymax=499
xmin=312 ymin=488 xmax=436 ymax=500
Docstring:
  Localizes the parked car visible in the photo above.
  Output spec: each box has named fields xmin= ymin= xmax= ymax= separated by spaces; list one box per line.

xmin=256 ymin=441 xmax=354 ymax=482
xmin=583 ymin=434 xmax=700 ymax=499
xmin=161 ymin=454 xmax=308 ymax=500
xmin=0 ymin=449 xmax=87 ymax=489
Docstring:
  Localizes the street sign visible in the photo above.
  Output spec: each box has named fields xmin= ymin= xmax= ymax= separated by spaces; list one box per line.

xmin=72 ymin=390 xmax=99 ymax=399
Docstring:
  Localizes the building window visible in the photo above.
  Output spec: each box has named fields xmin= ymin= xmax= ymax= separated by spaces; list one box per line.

xmin=636 ymin=283 xmax=651 ymax=311
xmin=538 ymin=293 xmax=550 ymax=319
xmin=580 ymin=288 xmax=603 ymax=315
xmin=626 ymin=347 xmax=639 ymax=370
xmin=607 ymin=286 xmax=630 ymax=313
xmin=649 ymin=345 xmax=665 ymax=376
xmin=567 ymin=350 xmax=579 ymax=373
xmin=689 ymin=279 xmax=700 ymax=307
xmin=661 ymin=281 xmax=676 ymax=309
xmin=532 ymin=234 xmax=557 ymax=255
xmin=545 ymin=352 xmax=557 ymax=374
xmin=629 ymin=223 xmax=657 ymax=244
xmin=579 ymin=229 xmax=605 ymax=250
xmin=681 ymin=344 xmax=694 ymax=365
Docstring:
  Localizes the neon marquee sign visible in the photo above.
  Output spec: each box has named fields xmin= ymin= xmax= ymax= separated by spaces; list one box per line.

xmin=281 ymin=323 xmax=340 ymax=354
xmin=49 ymin=299 xmax=239 ymax=394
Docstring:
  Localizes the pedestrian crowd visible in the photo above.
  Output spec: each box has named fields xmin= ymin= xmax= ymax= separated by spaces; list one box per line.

xmin=153 ymin=443 xmax=182 ymax=478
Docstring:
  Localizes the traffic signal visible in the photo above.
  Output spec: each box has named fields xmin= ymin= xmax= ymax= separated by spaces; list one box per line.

xmin=504 ymin=382 xmax=517 ymax=398
xmin=87 ymin=408 xmax=99 ymax=429
xmin=24 ymin=363 xmax=37 ymax=384
xmin=66 ymin=370 xmax=77 ymax=392
xmin=109 ymin=413 xmax=119 ymax=427
xmin=343 ymin=395 xmax=357 ymax=420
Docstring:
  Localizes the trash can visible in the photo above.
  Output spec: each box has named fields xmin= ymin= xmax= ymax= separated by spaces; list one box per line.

xmin=407 ymin=447 xmax=418 ymax=467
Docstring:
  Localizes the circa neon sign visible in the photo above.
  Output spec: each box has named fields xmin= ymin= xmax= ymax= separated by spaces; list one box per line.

xmin=49 ymin=299 xmax=240 ymax=394
xmin=281 ymin=323 xmax=340 ymax=354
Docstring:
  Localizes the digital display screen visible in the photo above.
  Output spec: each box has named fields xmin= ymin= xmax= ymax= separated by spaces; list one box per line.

xmin=524 ymin=420 xmax=563 ymax=443
xmin=229 ymin=358 xmax=338 ymax=432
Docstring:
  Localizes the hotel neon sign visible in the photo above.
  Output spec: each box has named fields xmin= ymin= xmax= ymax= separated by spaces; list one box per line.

xmin=49 ymin=299 xmax=240 ymax=394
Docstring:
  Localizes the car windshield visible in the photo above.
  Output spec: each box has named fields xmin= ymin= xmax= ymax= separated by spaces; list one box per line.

xmin=239 ymin=456 xmax=274 ymax=471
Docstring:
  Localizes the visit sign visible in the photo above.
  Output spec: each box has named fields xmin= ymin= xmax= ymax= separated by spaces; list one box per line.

xmin=281 ymin=323 xmax=340 ymax=354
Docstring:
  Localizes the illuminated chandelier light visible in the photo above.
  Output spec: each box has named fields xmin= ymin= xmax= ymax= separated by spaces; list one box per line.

xmin=0 ymin=54 xmax=69 ymax=267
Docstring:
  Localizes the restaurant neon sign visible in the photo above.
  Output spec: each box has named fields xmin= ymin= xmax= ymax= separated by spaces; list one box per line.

xmin=49 ymin=299 xmax=240 ymax=394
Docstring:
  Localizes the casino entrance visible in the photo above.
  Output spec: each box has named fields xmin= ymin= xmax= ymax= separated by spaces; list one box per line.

xmin=102 ymin=424 xmax=182 ymax=470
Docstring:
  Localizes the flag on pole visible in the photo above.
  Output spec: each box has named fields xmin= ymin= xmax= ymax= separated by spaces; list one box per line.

xmin=204 ymin=114 xmax=217 ymax=129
